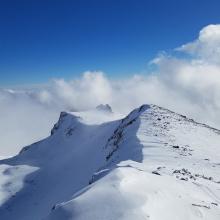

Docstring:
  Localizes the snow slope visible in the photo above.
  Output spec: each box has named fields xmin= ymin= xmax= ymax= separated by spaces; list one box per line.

xmin=0 ymin=105 xmax=219 ymax=220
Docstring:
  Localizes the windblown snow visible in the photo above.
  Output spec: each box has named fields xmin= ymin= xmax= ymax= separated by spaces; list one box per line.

xmin=0 ymin=104 xmax=219 ymax=220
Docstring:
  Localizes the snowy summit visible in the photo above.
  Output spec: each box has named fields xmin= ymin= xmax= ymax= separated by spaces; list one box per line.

xmin=0 ymin=104 xmax=219 ymax=220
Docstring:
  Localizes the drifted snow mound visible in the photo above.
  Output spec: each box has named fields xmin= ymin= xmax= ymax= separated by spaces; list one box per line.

xmin=0 ymin=104 xmax=220 ymax=220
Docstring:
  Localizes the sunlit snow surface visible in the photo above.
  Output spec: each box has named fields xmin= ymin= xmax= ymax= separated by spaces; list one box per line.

xmin=0 ymin=105 xmax=219 ymax=220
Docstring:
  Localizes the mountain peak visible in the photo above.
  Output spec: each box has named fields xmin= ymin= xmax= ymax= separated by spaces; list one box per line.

xmin=96 ymin=104 xmax=113 ymax=113
xmin=0 ymin=104 xmax=220 ymax=220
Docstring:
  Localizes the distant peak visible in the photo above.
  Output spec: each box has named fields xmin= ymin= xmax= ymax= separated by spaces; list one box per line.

xmin=96 ymin=104 xmax=113 ymax=113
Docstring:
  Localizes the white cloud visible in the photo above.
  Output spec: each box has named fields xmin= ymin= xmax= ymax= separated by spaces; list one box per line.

xmin=0 ymin=89 xmax=59 ymax=157
xmin=51 ymin=71 xmax=113 ymax=110
xmin=1 ymin=24 xmax=220 ymax=157
xmin=177 ymin=24 xmax=220 ymax=64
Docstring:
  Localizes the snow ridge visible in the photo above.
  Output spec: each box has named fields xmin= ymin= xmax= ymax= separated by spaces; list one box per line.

xmin=0 ymin=104 xmax=220 ymax=220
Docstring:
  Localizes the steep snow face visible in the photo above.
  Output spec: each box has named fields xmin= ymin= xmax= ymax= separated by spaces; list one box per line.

xmin=0 ymin=105 xmax=220 ymax=220
xmin=0 ymin=110 xmax=121 ymax=220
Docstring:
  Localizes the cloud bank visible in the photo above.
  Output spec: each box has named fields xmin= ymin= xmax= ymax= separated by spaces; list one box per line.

xmin=1 ymin=24 xmax=220 ymax=157
xmin=177 ymin=24 xmax=220 ymax=64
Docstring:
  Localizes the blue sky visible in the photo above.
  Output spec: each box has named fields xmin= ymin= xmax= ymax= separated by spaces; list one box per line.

xmin=0 ymin=0 xmax=220 ymax=85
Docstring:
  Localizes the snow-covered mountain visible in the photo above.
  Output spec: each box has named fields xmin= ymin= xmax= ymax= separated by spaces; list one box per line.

xmin=0 ymin=104 xmax=219 ymax=220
